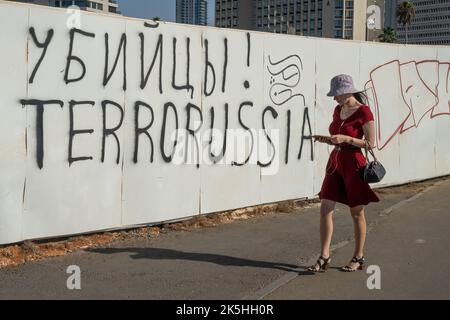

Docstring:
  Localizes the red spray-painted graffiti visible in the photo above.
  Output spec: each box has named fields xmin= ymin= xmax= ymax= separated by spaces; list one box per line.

xmin=365 ymin=60 xmax=450 ymax=150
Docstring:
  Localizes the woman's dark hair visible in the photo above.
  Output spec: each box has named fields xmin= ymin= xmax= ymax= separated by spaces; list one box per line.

xmin=353 ymin=92 xmax=368 ymax=105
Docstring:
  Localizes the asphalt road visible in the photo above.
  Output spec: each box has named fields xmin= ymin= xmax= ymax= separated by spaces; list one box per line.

xmin=0 ymin=177 xmax=449 ymax=300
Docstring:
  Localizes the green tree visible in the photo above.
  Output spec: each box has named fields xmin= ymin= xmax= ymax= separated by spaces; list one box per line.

xmin=378 ymin=27 xmax=397 ymax=43
xmin=152 ymin=16 xmax=161 ymax=22
xmin=396 ymin=1 xmax=416 ymax=44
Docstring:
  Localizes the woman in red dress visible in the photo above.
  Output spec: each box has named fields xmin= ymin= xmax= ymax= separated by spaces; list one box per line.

xmin=308 ymin=74 xmax=380 ymax=273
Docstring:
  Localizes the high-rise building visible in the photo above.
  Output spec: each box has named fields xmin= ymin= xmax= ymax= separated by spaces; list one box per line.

xmin=215 ymin=0 xmax=254 ymax=30
xmin=388 ymin=0 xmax=450 ymax=45
xmin=384 ymin=0 xmax=397 ymax=29
xmin=7 ymin=0 xmax=120 ymax=14
xmin=50 ymin=0 xmax=119 ymax=14
xmin=10 ymin=0 xmax=50 ymax=5
xmin=322 ymin=0 xmax=372 ymax=41
xmin=215 ymin=0 xmax=382 ymax=41
xmin=176 ymin=0 xmax=208 ymax=26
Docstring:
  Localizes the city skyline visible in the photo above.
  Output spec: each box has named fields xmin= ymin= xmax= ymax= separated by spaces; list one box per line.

xmin=6 ymin=1 xmax=449 ymax=45
xmin=119 ymin=0 xmax=215 ymax=25
xmin=215 ymin=0 xmax=376 ymax=41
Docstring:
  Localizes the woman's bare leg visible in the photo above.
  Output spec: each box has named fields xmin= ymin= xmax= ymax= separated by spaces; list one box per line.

xmin=320 ymin=199 xmax=336 ymax=258
xmin=350 ymin=205 xmax=366 ymax=258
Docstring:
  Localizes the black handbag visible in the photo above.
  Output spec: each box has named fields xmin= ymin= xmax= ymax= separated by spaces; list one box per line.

xmin=362 ymin=140 xmax=386 ymax=184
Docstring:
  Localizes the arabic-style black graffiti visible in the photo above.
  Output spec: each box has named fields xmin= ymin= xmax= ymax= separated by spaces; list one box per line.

xmin=267 ymin=54 xmax=305 ymax=106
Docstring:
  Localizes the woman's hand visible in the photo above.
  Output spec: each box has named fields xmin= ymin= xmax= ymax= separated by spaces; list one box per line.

xmin=330 ymin=134 xmax=350 ymax=145
xmin=313 ymin=135 xmax=333 ymax=145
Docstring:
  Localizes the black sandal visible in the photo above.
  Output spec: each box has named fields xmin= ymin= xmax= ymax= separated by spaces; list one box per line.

xmin=341 ymin=256 xmax=365 ymax=272
xmin=307 ymin=256 xmax=331 ymax=273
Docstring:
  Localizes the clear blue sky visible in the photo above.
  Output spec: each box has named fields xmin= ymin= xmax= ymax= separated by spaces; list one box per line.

xmin=118 ymin=0 xmax=215 ymax=26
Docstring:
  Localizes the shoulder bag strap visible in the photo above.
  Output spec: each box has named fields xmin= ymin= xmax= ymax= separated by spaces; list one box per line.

xmin=364 ymin=139 xmax=378 ymax=162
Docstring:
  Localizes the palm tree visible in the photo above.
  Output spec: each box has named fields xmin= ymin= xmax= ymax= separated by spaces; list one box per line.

xmin=396 ymin=1 xmax=416 ymax=44
xmin=378 ymin=27 xmax=397 ymax=43
xmin=152 ymin=16 xmax=161 ymax=21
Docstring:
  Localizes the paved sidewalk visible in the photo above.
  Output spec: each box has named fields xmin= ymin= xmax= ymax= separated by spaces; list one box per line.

xmin=264 ymin=178 xmax=450 ymax=300
xmin=0 ymin=177 xmax=449 ymax=299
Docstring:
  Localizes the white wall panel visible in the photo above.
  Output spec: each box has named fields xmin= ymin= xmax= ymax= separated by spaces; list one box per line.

xmin=260 ymin=33 xmax=315 ymax=203
xmin=435 ymin=47 xmax=450 ymax=177
xmin=200 ymin=29 xmax=263 ymax=213
xmin=0 ymin=1 xmax=449 ymax=245
xmin=0 ymin=3 xmax=28 ymax=244
xmin=397 ymin=46 xmax=439 ymax=182
xmin=360 ymin=42 xmax=401 ymax=187
xmin=122 ymin=20 xmax=202 ymax=225
xmin=22 ymin=7 xmax=125 ymax=239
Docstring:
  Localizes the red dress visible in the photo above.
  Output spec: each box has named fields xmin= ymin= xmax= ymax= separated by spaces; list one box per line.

xmin=318 ymin=104 xmax=380 ymax=208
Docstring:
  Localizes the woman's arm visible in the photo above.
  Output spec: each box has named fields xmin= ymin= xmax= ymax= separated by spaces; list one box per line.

xmin=362 ymin=120 xmax=376 ymax=147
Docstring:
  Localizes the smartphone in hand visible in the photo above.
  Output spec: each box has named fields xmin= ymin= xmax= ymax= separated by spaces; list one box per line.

xmin=312 ymin=135 xmax=333 ymax=144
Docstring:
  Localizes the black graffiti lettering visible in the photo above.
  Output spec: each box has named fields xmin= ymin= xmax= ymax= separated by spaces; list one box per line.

xmin=144 ymin=21 xmax=159 ymax=28
xmin=172 ymin=37 xmax=194 ymax=99
xmin=140 ymin=33 xmax=163 ymax=93
xmin=134 ymin=101 xmax=154 ymax=164
xmin=222 ymin=38 xmax=228 ymax=93
xmin=246 ymin=32 xmax=251 ymax=67
xmin=209 ymin=104 xmax=228 ymax=164
xmin=203 ymin=39 xmax=216 ymax=97
xmin=101 ymin=100 xmax=124 ymax=164
xmin=19 ymin=99 xmax=64 ymax=169
xmin=243 ymin=33 xmax=251 ymax=90
xmin=28 ymin=27 xmax=54 ymax=84
xmin=298 ymin=107 xmax=314 ymax=161
xmin=185 ymin=103 xmax=203 ymax=168
xmin=68 ymin=100 xmax=94 ymax=166
xmin=286 ymin=109 xmax=291 ymax=164
xmin=64 ymin=28 xmax=95 ymax=84
xmin=103 ymin=33 xmax=127 ymax=91
xmin=258 ymin=106 xmax=278 ymax=168
xmin=160 ymin=102 xmax=179 ymax=163
xmin=232 ymin=101 xmax=254 ymax=167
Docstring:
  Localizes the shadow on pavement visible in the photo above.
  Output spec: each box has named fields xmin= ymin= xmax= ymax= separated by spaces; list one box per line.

xmin=88 ymin=247 xmax=301 ymax=272
xmin=297 ymin=269 xmax=316 ymax=276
